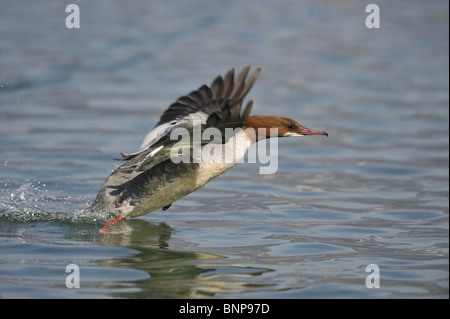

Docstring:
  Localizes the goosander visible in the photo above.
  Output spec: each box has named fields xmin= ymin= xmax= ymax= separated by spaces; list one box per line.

xmin=89 ymin=65 xmax=327 ymax=223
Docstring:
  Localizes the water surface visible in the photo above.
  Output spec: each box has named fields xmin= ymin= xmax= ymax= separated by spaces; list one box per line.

xmin=0 ymin=0 xmax=448 ymax=298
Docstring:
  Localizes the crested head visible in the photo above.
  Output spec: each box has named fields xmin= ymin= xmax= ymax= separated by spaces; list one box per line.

xmin=243 ymin=115 xmax=328 ymax=141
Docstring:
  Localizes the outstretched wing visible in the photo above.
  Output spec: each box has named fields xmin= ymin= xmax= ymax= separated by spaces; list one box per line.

xmin=156 ymin=64 xmax=260 ymax=126
xmin=120 ymin=65 xmax=261 ymax=172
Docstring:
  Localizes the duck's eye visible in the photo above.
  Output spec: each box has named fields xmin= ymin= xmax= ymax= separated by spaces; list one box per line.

xmin=287 ymin=124 xmax=294 ymax=129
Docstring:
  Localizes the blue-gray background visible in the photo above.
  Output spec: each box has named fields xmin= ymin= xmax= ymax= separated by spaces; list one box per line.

xmin=0 ymin=0 xmax=448 ymax=298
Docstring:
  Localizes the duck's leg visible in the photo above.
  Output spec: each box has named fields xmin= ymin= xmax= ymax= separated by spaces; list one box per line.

xmin=99 ymin=216 xmax=124 ymax=234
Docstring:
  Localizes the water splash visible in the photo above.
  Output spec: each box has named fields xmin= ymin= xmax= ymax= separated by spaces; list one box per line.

xmin=0 ymin=181 xmax=110 ymax=223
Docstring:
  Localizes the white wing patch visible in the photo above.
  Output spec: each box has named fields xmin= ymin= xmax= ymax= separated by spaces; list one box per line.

xmin=149 ymin=145 xmax=164 ymax=157
xmin=139 ymin=122 xmax=173 ymax=151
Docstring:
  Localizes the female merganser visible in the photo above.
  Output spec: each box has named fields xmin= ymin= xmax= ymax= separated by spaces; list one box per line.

xmin=89 ymin=65 xmax=327 ymax=225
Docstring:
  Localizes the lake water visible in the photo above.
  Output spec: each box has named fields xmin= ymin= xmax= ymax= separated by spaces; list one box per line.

xmin=0 ymin=0 xmax=448 ymax=299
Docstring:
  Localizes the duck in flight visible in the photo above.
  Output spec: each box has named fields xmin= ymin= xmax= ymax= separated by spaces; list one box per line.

xmin=89 ymin=65 xmax=327 ymax=229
